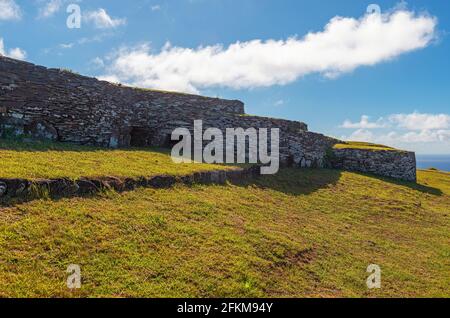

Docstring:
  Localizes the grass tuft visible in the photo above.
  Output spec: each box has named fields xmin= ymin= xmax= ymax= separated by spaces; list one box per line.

xmin=333 ymin=141 xmax=404 ymax=152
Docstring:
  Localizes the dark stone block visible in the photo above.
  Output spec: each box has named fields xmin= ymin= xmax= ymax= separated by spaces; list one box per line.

xmin=76 ymin=179 xmax=99 ymax=195
xmin=1 ymin=179 xmax=30 ymax=197
xmin=101 ymin=177 xmax=124 ymax=191
xmin=0 ymin=181 xmax=7 ymax=197
xmin=40 ymin=178 xmax=79 ymax=197
xmin=123 ymin=178 xmax=137 ymax=191
xmin=179 ymin=174 xmax=195 ymax=185
xmin=148 ymin=175 xmax=177 ymax=189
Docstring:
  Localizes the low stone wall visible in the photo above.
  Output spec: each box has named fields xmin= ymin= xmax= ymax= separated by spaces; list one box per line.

xmin=329 ymin=148 xmax=416 ymax=182
xmin=0 ymin=166 xmax=262 ymax=203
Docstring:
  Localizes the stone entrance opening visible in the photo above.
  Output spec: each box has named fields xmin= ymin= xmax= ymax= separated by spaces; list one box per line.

xmin=129 ymin=127 xmax=153 ymax=147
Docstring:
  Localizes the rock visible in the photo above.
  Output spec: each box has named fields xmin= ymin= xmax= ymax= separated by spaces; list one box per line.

xmin=76 ymin=179 xmax=99 ymax=195
xmin=24 ymin=120 xmax=58 ymax=141
xmin=179 ymin=174 xmax=195 ymax=185
xmin=101 ymin=177 xmax=124 ymax=191
xmin=330 ymin=149 xmax=416 ymax=182
xmin=210 ymin=171 xmax=226 ymax=184
xmin=0 ymin=182 xmax=7 ymax=197
xmin=0 ymin=179 xmax=29 ymax=197
xmin=123 ymin=178 xmax=137 ymax=191
xmin=45 ymin=179 xmax=79 ymax=196
xmin=147 ymin=175 xmax=176 ymax=189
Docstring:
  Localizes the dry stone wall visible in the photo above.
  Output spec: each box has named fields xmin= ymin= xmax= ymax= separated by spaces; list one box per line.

xmin=0 ymin=56 xmax=417 ymax=181
xmin=330 ymin=148 xmax=417 ymax=182
xmin=0 ymin=56 xmax=337 ymax=168
xmin=0 ymin=57 xmax=244 ymax=147
xmin=0 ymin=166 xmax=264 ymax=203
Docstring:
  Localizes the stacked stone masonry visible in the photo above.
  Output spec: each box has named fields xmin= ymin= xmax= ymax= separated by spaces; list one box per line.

xmin=330 ymin=148 xmax=416 ymax=182
xmin=0 ymin=56 xmax=417 ymax=182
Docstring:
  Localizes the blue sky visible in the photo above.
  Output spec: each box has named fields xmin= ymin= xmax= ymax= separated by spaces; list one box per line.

xmin=1 ymin=0 xmax=449 ymax=154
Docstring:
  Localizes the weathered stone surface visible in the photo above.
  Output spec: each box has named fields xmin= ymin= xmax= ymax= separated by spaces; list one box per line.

xmin=0 ymin=179 xmax=30 ymax=197
xmin=76 ymin=179 xmax=99 ymax=195
xmin=330 ymin=149 xmax=416 ymax=182
xmin=0 ymin=56 xmax=328 ymax=165
xmin=39 ymin=178 xmax=79 ymax=196
xmin=0 ymin=181 xmax=7 ymax=197
xmin=24 ymin=120 xmax=58 ymax=141
xmin=100 ymin=176 xmax=124 ymax=191
xmin=147 ymin=175 xmax=177 ymax=189
xmin=0 ymin=167 xmax=262 ymax=202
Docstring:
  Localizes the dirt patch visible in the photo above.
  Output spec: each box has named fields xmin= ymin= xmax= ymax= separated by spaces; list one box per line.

xmin=286 ymin=247 xmax=316 ymax=265
xmin=272 ymin=247 xmax=317 ymax=268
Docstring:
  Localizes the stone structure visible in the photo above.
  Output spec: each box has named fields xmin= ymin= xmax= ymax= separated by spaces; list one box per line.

xmin=0 ymin=56 xmax=416 ymax=181
xmin=0 ymin=166 xmax=263 ymax=202
xmin=330 ymin=148 xmax=416 ymax=182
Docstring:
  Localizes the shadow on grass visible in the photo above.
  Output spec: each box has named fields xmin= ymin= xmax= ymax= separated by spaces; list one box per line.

xmin=229 ymin=168 xmax=343 ymax=196
xmin=230 ymin=168 xmax=444 ymax=197
xmin=350 ymin=171 xmax=443 ymax=196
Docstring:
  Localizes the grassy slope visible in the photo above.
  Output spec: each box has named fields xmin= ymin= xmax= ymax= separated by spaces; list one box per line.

xmin=0 ymin=140 xmax=235 ymax=180
xmin=333 ymin=141 xmax=403 ymax=152
xmin=0 ymin=169 xmax=448 ymax=298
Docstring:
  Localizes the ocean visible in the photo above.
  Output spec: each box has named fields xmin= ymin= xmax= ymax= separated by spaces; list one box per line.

xmin=416 ymin=155 xmax=450 ymax=172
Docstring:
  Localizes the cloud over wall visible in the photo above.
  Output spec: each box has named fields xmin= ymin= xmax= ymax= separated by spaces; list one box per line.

xmin=99 ymin=7 xmax=437 ymax=93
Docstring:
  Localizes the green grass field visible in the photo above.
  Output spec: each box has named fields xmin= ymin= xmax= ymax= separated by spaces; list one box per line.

xmin=0 ymin=164 xmax=448 ymax=297
xmin=0 ymin=139 xmax=236 ymax=180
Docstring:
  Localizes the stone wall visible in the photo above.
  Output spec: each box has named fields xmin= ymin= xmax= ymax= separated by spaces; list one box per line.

xmin=0 ymin=56 xmax=245 ymax=147
xmin=0 ymin=56 xmax=418 ymax=180
xmin=0 ymin=56 xmax=337 ymax=168
xmin=329 ymin=148 xmax=417 ymax=182
xmin=0 ymin=166 xmax=263 ymax=203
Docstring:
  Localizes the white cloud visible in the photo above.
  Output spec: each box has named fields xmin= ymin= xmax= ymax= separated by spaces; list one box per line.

xmin=341 ymin=112 xmax=450 ymax=154
xmin=274 ymin=99 xmax=284 ymax=107
xmin=344 ymin=128 xmax=450 ymax=145
xmin=0 ymin=0 xmax=21 ymax=21
xmin=0 ymin=38 xmax=26 ymax=60
xmin=399 ymin=130 xmax=450 ymax=143
xmin=389 ymin=112 xmax=450 ymax=130
xmin=151 ymin=5 xmax=161 ymax=11
xmin=84 ymin=8 xmax=126 ymax=29
xmin=341 ymin=112 xmax=450 ymax=130
xmin=59 ymin=43 xmax=74 ymax=49
xmin=97 ymin=74 xmax=121 ymax=84
xmin=7 ymin=47 xmax=26 ymax=60
xmin=38 ymin=0 xmax=62 ymax=19
xmin=98 ymin=7 xmax=437 ymax=93
xmin=343 ymin=129 xmax=377 ymax=142
xmin=341 ymin=115 xmax=386 ymax=129
xmin=90 ymin=57 xmax=105 ymax=69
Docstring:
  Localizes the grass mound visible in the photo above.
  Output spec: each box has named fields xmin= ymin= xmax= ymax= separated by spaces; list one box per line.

xmin=0 ymin=168 xmax=448 ymax=298
xmin=333 ymin=141 xmax=403 ymax=152
xmin=0 ymin=139 xmax=237 ymax=180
